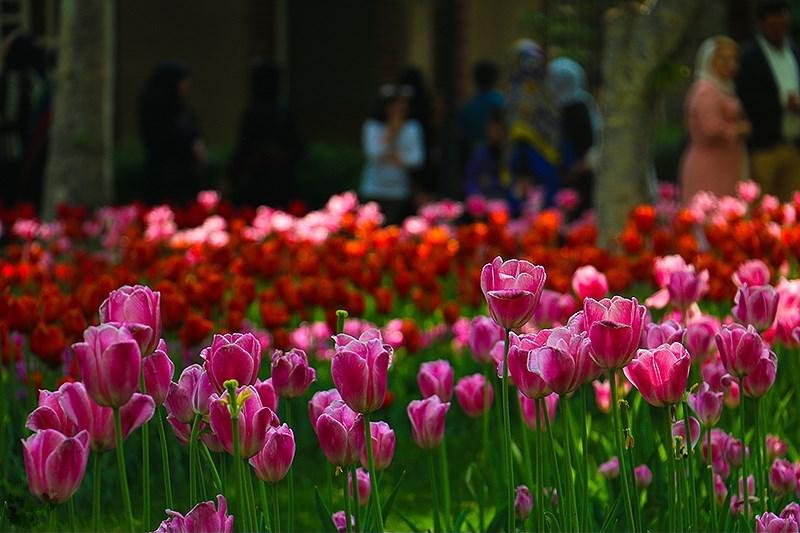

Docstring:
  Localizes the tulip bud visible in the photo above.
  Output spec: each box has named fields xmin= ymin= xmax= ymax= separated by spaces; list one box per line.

xmin=742 ymin=350 xmax=777 ymax=398
xmin=672 ymin=416 xmax=701 ymax=450
xmin=208 ymin=385 xmax=276 ymax=458
xmin=715 ymin=324 xmax=768 ymax=377
xmin=766 ymin=434 xmax=788 ymax=461
xmin=732 ymin=284 xmax=778 ymax=332
xmin=455 ymin=374 xmax=493 ymax=417
xmin=354 ymin=419 xmax=395 ymax=471
xmin=348 ymin=468 xmax=371 ymax=507
xmin=308 ymin=389 xmax=342 ymax=434
xmin=480 ymin=256 xmax=547 ymax=331
xmin=468 ymin=316 xmax=504 ymax=364
xmin=72 ymin=323 xmax=142 ymax=407
xmin=271 ymin=348 xmax=317 ymax=398
xmin=584 ymin=296 xmax=647 ymax=369
xmin=688 ymin=383 xmax=723 ymax=427
xmin=733 ymin=260 xmax=771 ymax=288
xmin=667 ymin=269 xmax=708 ymax=310
xmin=331 ymin=329 xmax=392 ymax=414
xmin=249 ymin=424 xmax=295 ymax=484
xmin=571 ymin=265 xmax=608 ymax=301
xmin=202 ymin=333 xmax=262 ymax=393
xmin=598 ymin=457 xmax=620 ymax=479
xmin=623 ymin=343 xmax=691 ymax=407
xmin=769 ymin=459 xmax=798 ymax=498
xmin=514 ymin=485 xmax=533 ymax=520
xmin=685 ymin=316 xmax=719 ymax=363
xmin=634 ymin=464 xmax=653 ymax=488
xmin=22 ymin=429 xmax=90 ymax=503
xmin=153 ymin=495 xmax=234 ymax=533
xmin=643 ymin=320 xmax=685 ymax=349
xmin=143 ymin=339 xmax=174 ymax=406
xmin=417 ymin=359 xmax=454 ymax=401
xmin=407 ymin=396 xmax=450 ymax=449
xmin=332 ymin=511 xmax=354 ymax=533
xmin=781 ymin=503 xmax=800 ymax=526
xmin=253 ymin=378 xmax=279 ymax=413
xmin=315 ymin=401 xmax=360 ymax=466
xmin=99 ymin=284 xmax=161 ymax=356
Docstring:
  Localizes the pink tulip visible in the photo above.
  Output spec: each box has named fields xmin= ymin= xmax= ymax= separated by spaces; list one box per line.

xmin=165 ymin=365 xmax=204 ymax=424
xmin=455 ymin=374 xmax=493 ymax=417
xmin=480 ymin=256 xmax=547 ymax=330
xmin=647 ymin=255 xmax=692 ymax=308
xmin=584 ymin=296 xmax=647 ymax=369
xmin=99 ymin=284 xmax=161 ymax=356
xmin=72 ymin=323 xmax=142 ymax=407
xmin=528 ymin=327 xmax=599 ymax=394
xmin=667 ymin=269 xmax=709 ymax=310
xmin=153 ymin=495 xmax=234 ymax=533
xmin=208 ymin=385 xmax=276 ymax=458
xmin=143 ymin=339 xmax=174 ymax=406
xmin=782 ymin=503 xmax=800 ymax=526
xmin=533 ymin=290 xmax=576 ymax=327
xmin=254 ymin=378 xmax=279 ymax=413
xmin=348 ymin=467 xmax=371 ymax=506
xmin=598 ymin=457 xmax=620 ymax=479
xmin=271 ymin=347 xmax=316 ymax=398
xmin=731 ymin=475 xmax=758 ymax=515
xmin=732 ymin=284 xmax=779 ymax=332
xmin=332 ymin=510 xmax=354 ymax=533
xmin=643 ymin=320 xmax=685 ymax=349
xmin=672 ymin=416 xmax=701 ymax=449
xmin=192 ymin=371 xmax=215 ymax=416
xmin=59 ymin=381 xmax=154 ymax=451
xmin=331 ymin=329 xmax=392 ymax=414
xmin=755 ymin=513 xmax=798 ymax=533
xmin=407 ymin=396 xmax=450 ymax=449
xmin=593 ymin=379 xmax=613 ymax=413
xmin=249 ymin=424 xmax=295 ymax=483
xmin=714 ymin=474 xmax=728 ymax=504
xmin=688 ymin=383 xmax=723 ymax=426
xmin=715 ymin=324 xmax=768 ymax=377
xmin=26 ymin=386 xmax=79 ymax=436
xmin=417 ymin=359 xmax=454 ymax=401
xmin=571 ymin=265 xmax=608 ymax=301
xmin=770 ymin=459 xmax=798 ymax=498
xmin=733 ymin=260 xmax=771 ymax=288
xmin=353 ymin=419 xmax=395 ymax=471
xmin=308 ymin=389 xmax=342 ymax=434
xmin=22 ymin=429 xmax=90 ymax=503
xmin=507 ymin=331 xmax=552 ymax=399
xmin=766 ymin=434 xmax=788 ymax=461
xmin=514 ymin=485 xmax=533 ymax=520
xmin=634 ymin=464 xmax=653 ymax=488
xmin=725 ymin=437 xmax=748 ymax=470
xmin=468 ymin=316 xmax=504 ymax=363
xmin=623 ymin=343 xmax=691 ymax=407
xmin=685 ymin=316 xmax=720 ymax=362
xmin=518 ymin=391 xmax=559 ymax=431
xmin=202 ymin=333 xmax=262 ymax=393
xmin=315 ymin=400 xmax=360 ymax=466
xmin=742 ymin=350 xmax=777 ymax=398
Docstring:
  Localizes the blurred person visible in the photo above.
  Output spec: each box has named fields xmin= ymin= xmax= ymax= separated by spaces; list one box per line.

xmin=547 ymin=57 xmax=601 ymax=215
xmin=680 ymin=36 xmax=751 ymax=203
xmin=139 ymin=61 xmax=206 ymax=205
xmin=228 ymin=61 xmax=303 ymax=208
xmin=458 ymin=60 xmax=505 ymax=156
xmin=737 ymin=0 xmax=800 ymax=200
xmin=397 ymin=66 xmax=437 ymax=202
xmin=505 ymin=39 xmax=560 ymax=208
xmin=0 ymin=33 xmax=47 ymax=208
xmin=360 ymin=84 xmax=424 ymax=225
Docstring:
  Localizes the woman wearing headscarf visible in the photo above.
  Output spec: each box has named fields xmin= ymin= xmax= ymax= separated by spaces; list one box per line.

xmin=506 ymin=39 xmax=561 ymax=209
xmin=139 ymin=61 xmax=205 ymax=204
xmin=547 ymin=57 xmax=602 ymax=215
xmin=679 ymin=37 xmax=751 ymax=203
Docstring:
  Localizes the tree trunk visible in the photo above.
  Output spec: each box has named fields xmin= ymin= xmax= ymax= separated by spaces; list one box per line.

xmin=595 ymin=0 xmax=715 ymax=245
xmin=42 ymin=0 xmax=114 ymax=218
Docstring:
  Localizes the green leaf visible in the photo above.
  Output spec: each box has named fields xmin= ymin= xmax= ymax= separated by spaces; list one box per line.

xmin=599 ymin=495 xmax=620 ymax=533
xmin=453 ymin=509 xmax=469 ymax=532
xmin=486 ymin=505 xmax=508 ymax=532
xmin=313 ymin=485 xmax=336 ymax=532
xmin=395 ymin=510 xmax=422 ymax=533
xmin=381 ymin=469 xmax=407 ymax=521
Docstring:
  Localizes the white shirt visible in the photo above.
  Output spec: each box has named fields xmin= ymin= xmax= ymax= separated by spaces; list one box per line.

xmin=360 ymin=119 xmax=425 ymax=200
xmin=757 ymin=34 xmax=800 ymax=141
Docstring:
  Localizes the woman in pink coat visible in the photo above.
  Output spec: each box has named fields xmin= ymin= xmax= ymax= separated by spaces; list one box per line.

xmin=680 ymin=36 xmax=751 ymax=203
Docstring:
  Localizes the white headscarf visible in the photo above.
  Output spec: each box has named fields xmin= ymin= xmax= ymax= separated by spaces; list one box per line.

xmin=695 ymin=36 xmax=735 ymax=95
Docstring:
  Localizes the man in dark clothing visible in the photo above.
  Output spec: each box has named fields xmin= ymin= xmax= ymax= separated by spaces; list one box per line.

xmin=736 ymin=0 xmax=800 ymax=199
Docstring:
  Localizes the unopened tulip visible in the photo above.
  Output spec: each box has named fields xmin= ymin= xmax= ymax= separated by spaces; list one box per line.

xmin=153 ymin=494 xmax=234 ymax=533
xmin=332 ymin=510 xmax=354 ymax=533
xmin=22 ymin=429 xmax=90 ymax=503
xmin=480 ymin=256 xmax=547 ymax=331
xmin=417 ymin=359 xmax=454 ymax=401
xmin=733 ymin=260 xmax=771 ymax=288
xmin=643 ymin=320 xmax=685 ymax=349
xmin=165 ymin=365 xmax=204 ymax=424
xmin=507 ymin=331 xmax=551 ymax=399
xmin=725 ymin=437 xmax=748 ymax=470
xmin=685 ymin=316 xmax=719 ymax=363
xmin=353 ymin=419 xmax=395 ymax=471
xmin=407 ymin=396 xmax=450 ymax=449
xmin=308 ymin=389 xmax=341 ymax=434
xmin=514 ymin=485 xmax=533 ymax=520
xmin=254 ymin=378 xmax=279 ymax=413
xmin=715 ymin=324 xmax=768 ymax=377
xmin=770 ymin=459 xmax=798 ymax=498
xmin=99 ymin=284 xmax=161 ymax=356
xmin=348 ymin=467 xmax=371 ymax=506
xmin=202 ymin=333 xmax=262 ymax=393
xmin=192 ymin=371 xmax=215 ymax=416
xmin=208 ymin=385 xmax=276 ymax=458
xmin=584 ymin=296 xmax=647 ymax=369
xmin=714 ymin=474 xmax=728 ymax=505
xmin=518 ymin=391 xmax=559 ymax=431
xmin=468 ymin=316 xmax=504 ymax=363
xmin=26 ymin=386 xmax=78 ymax=436
xmin=667 ymin=269 xmax=709 ymax=310
xmin=755 ymin=512 xmax=798 ymax=533
xmin=766 ymin=434 xmax=788 ymax=461
xmin=782 ymin=503 xmax=800 ymax=526
xmin=528 ymin=327 xmax=599 ymax=394
xmin=571 ymin=265 xmax=608 ymax=301
xmin=623 ymin=343 xmax=691 ymax=407
xmin=271 ymin=347 xmax=316 ymax=398
xmin=599 ymin=457 xmax=620 ymax=479
xmin=331 ymin=329 xmax=392 ymax=413
xmin=672 ymin=416 xmax=701 ymax=449
xmin=455 ymin=374 xmax=493 ymax=417
xmin=731 ymin=475 xmax=758 ymax=515
xmin=315 ymin=400 xmax=360 ymax=466
xmin=143 ymin=339 xmax=174 ymax=405
xmin=634 ymin=464 xmax=653 ymax=488
xmin=72 ymin=323 xmax=142 ymax=407
xmin=59 ymin=381 xmax=154 ymax=451
xmin=688 ymin=383 xmax=724 ymax=426
xmin=249 ymin=424 xmax=295 ymax=483
xmin=732 ymin=284 xmax=779 ymax=331
xmin=743 ymin=350 xmax=777 ymax=398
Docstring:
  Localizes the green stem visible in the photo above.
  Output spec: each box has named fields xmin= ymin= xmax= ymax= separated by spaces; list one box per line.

xmin=580 ymin=386 xmax=591 ymax=532
xmin=232 ymin=413 xmax=248 ymax=532
xmin=563 ymin=397 xmax=579 ymax=532
xmin=68 ymin=496 xmax=77 ymax=533
xmin=610 ymin=371 xmax=636 ymax=533
xmin=285 ymin=400 xmax=295 ymax=533
xmin=501 ymin=329 xmax=514 ymax=533
xmin=189 ymin=413 xmax=201 ymax=506
xmin=439 ymin=436 xmax=452 ymax=532
xmin=202 ymin=444 xmax=223 ymax=494
xmin=518 ymin=406 xmax=534 ymax=490
xmin=156 ymin=406 xmax=174 ymax=508
xmin=707 ymin=427 xmax=717 ymax=531
xmin=141 ymin=377 xmax=150 ymax=529
xmin=92 ymin=452 xmax=101 ymax=531
xmin=754 ymin=398 xmax=768 ymax=513
xmin=113 ymin=407 xmax=135 ymax=532
xmin=350 ymin=464 xmax=360 ymax=531
xmin=364 ymin=412 xmax=384 ymax=532
xmin=542 ymin=397 xmax=566 ymax=530
xmin=428 ymin=451 xmax=441 ymax=533
xmin=272 ymin=482 xmax=281 ymax=533
xmin=682 ymin=402 xmax=699 ymax=529
xmin=343 ymin=467 xmax=353 ymax=533
xmin=739 ymin=378 xmax=750 ymax=519
xmin=664 ymin=407 xmax=675 ymax=533
xmin=245 ymin=468 xmax=258 ymax=533
xmin=535 ymin=414 xmax=544 ymax=533
xmin=259 ymin=480 xmax=272 ymax=532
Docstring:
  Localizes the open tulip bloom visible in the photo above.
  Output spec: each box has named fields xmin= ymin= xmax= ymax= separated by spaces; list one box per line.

xmin=480 ymin=256 xmax=546 ymax=331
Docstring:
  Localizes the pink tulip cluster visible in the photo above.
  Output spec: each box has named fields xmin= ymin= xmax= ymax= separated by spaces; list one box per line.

xmin=716 ymin=324 xmax=777 ymax=398
xmin=153 ymin=495 xmax=233 ymax=533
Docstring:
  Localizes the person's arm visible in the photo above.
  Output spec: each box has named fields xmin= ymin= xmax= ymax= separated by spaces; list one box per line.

xmin=362 ymin=120 xmax=390 ymax=161
xmin=396 ymin=121 xmax=425 ymax=168
xmin=691 ymin=86 xmax=742 ymax=143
